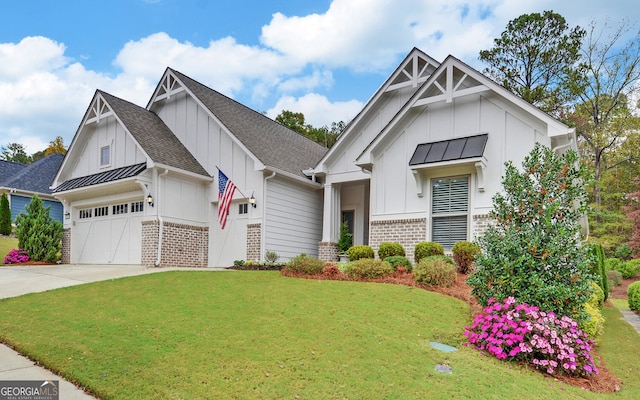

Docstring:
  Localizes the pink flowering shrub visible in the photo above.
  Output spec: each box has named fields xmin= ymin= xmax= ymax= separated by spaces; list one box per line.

xmin=465 ymin=297 xmax=598 ymax=377
xmin=3 ymin=248 xmax=29 ymax=264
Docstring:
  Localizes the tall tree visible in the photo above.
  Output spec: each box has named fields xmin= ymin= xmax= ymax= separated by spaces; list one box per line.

xmin=0 ymin=193 xmax=11 ymax=236
xmin=479 ymin=10 xmax=585 ymax=116
xmin=275 ymin=110 xmax=344 ymax=148
xmin=569 ymin=20 xmax=640 ymax=221
xmin=1 ymin=143 xmax=32 ymax=164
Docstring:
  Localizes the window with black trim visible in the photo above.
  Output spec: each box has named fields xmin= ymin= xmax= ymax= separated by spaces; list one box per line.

xmin=238 ymin=203 xmax=249 ymax=215
xmin=94 ymin=206 xmax=108 ymax=217
xmin=131 ymin=201 xmax=144 ymax=213
xmin=113 ymin=203 xmax=128 ymax=215
xmin=431 ymin=176 xmax=469 ymax=250
xmin=79 ymin=209 xmax=92 ymax=219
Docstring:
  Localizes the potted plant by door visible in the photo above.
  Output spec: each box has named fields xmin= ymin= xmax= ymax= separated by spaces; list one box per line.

xmin=338 ymin=221 xmax=353 ymax=262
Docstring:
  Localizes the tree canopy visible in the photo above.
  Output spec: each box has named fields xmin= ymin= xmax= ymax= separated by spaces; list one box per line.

xmin=275 ymin=110 xmax=345 ymax=148
xmin=479 ymin=10 xmax=585 ymax=116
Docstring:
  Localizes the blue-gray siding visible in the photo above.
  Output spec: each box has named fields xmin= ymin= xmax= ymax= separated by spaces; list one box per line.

xmin=10 ymin=195 xmax=63 ymax=223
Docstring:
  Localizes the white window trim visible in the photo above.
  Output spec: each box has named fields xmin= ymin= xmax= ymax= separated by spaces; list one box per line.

xmin=430 ymin=175 xmax=470 ymax=249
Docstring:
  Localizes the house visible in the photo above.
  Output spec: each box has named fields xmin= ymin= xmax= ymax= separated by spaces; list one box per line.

xmin=52 ymin=47 xmax=579 ymax=267
xmin=312 ymin=48 xmax=578 ymax=262
xmin=52 ymin=69 xmax=327 ymax=267
xmin=0 ymin=154 xmax=65 ymax=224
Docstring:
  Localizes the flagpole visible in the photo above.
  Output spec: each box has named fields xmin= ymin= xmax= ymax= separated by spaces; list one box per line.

xmin=216 ymin=165 xmax=249 ymax=200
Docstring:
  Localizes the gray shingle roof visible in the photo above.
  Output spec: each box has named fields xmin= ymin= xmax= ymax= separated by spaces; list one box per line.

xmin=99 ymin=91 xmax=209 ymax=177
xmin=0 ymin=154 xmax=64 ymax=194
xmin=170 ymin=69 xmax=328 ymax=178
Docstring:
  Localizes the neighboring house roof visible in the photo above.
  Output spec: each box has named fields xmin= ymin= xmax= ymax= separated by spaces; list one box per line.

xmin=0 ymin=154 xmax=64 ymax=195
xmin=53 ymin=163 xmax=147 ymax=193
xmin=169 ymin=69 xmax=328 ymax=178
xmin=98 ymin=91 xmax=209 ymax=177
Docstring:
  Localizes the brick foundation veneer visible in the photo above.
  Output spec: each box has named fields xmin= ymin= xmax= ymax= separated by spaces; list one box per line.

xmin=247 ymin=223 xmax=261 ymax=262
xmin=318 ymin=241 xmax=339 ymax=262
xmin=61 ymin=228 xmax=71 ymax=264
xmin=141 ymin=221 xmax=208 ymax=267
xmin=472 ymin=214 xmax=492 ymax=240
xmin=369 ymin=218 xmax=427 ymax=262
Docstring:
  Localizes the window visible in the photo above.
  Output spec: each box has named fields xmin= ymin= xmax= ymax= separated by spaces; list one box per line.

xmin=431 ymin=176 xmax=469 ymax=249
xmin=79 ymin=209 xmax=92 ymax=219
xmin=238 ymin=203 xmax=249 ymax=215
xmin=341 ymin=210 xmax=355 ymax=237
xmin=100 ymin=146 xmax=110 ymax=166
xmin=131 ymin=201 xmax=144 ymax=213
xmin=94 ymin=206 xmax=109 ymax=217
xmin=113 ymin=203 xmax=128 ymax=215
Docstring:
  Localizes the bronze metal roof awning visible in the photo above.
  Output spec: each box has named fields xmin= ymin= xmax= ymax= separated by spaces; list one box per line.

xmin=409 ymin=134 xmax=488 ymax=166
xmin=53 ymin=163 xmax=147 ymax=193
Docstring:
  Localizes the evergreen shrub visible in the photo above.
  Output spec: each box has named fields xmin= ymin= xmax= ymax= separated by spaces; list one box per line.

xmin=422 ymin=255 xmax=454 ymax=265
xmin=347 ymin=245 xmax=374 ymax=261
xmin=580 ymin=302 xmax=605 ymax=344
xmin=629 ymin=281 xmax=640 ymax=311
xmin=452 ymin=241 xmax=481 ymax=274
xmin=343 ymin=259 xmax=393 ymax=279
xmin=285 ymin=254 xmax=324 ymax=275
xmin=414 ymin=242 xmax=444 ymax=263
xmin=383 ymin=255 xmax=412 ymax=272
xmin=15 ymin=195 xmax=62 ymax=262
xmin=377 ymin=242 xmax=405 ymax=259
xmin=414 ymin=257 xmax=456 ymax=287
xmin=0 ymin=193 xmax=11 ymax=236
xmin=606 ymin=270 xmax=623 ymax=287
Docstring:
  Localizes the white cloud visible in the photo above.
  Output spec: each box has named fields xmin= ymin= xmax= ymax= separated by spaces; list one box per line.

xmin=267 ymin=93 xmax=363 ymax=127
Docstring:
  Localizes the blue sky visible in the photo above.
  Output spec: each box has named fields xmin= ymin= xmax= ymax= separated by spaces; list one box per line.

xmin=1 ymin=0 xmax=635 ymax=153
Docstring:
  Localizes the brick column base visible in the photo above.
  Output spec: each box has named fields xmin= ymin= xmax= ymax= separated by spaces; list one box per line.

xmin=318 ymin=241 xmax=339 ymax=262
xmin=61 ymin=228 xmax=71 ymax=264
xmin=247 ymin=223 xmax=261 ymax=262
xmin=142 ymin=221 xmax=208 ymax=267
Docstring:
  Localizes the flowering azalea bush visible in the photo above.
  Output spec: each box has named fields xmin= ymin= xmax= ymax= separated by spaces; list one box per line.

xmin=465 ymin=297 xmax=598 ymax=377
xmin=3 ymin=248 xmax=30 ymax=264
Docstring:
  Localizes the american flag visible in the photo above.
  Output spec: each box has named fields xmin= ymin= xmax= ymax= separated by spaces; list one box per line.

xmin=218 ymin=169 xmax=237 ymax=229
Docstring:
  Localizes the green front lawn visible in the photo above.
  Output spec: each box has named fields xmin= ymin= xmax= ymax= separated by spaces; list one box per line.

xmin=0 ymin=271 xmax=637 ymax=399
xmin=0 ymin=236 xmax=18 ymax=263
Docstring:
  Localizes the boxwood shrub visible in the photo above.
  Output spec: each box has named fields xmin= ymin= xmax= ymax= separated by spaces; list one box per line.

xmin=606 ymin=269 xmax=623 ymax=287
xmin=414 ymin=241 xmax=444 ymax=263
xmin=377 ymin=242 xmax=406 ymax=260
xmin=343 ymin=259 xmax=393 ymax=279
xmin=580 ymin=302 xmax=605 ymax=344
xmin=414 ymin=257 xmax=456 ymax=287
xmin=383 ymin=255 xmax=412 ymax=272
xmin=422 ymin=254 xmax=454 ymax=265
xmin=452 ymin=241 xmax=481 ymax=274
xmin=347 ymin=245 xmax=375 ymax=261
xmin=587 ymin=281 xmax=604 ymax=310
xmin=629 ymin=281 xmax=640 ymax=312
xmin=285 ymin=254 xmax=324 ymax=275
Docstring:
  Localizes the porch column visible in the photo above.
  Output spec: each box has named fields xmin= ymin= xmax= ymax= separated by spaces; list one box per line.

xmin=319 ymin=183 xmax=340 ymax=261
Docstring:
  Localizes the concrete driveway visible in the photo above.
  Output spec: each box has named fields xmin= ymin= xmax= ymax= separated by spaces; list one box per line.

xmin=0 ymin=264 xmax=219 ymax=399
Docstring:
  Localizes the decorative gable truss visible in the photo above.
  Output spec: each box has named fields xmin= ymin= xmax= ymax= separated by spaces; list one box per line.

xmin=385 ymin=51 xmax=440 ymax=92
xmin=412 ymin=58 xmax=489 ymax=107
xmin=85 ymin=94 xmax=113 ymax=125
xmin=150 ymin=71 xmax=186 ymax=105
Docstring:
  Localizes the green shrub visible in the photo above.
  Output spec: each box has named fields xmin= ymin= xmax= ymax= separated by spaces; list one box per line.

xmin=414 ymin=258 xmax=456 ymax=287
xmin=322 ymin=262 xmax=341 ymax=277
xmin=587 ymin=281 xmax=604 ymax=310
xmin=629 ymin=281 xmax=640 ymax=311
xmin=337 ymin=221 xmax=353 ymax=253
xmin=347 ymin=245 xmax=374 ymax=261
xmin=604 ymin=257 xmax=623 ymax=271
xmin=615 ymin=244 xmax=632 ymax=260
xmin=0 ymin=193 xmax=11 ymax=236
xmin=452 ymin=241 xmax=481 ymax=274
xmin=14 ymin=195 xmax=62 ymax=262
xmin=343 ymin=259 xmax=393 ymax=279
xmin=233 ymin=259 xmax=245 ymax=266
xmin=377 ymin=242 xmax=406 ymax=260
xmin=467 ymin=144 xmax=593 ymax=321
xmin=589 ymin=244 xmax=609 ymax=301
xmin=422 ymin=254 xmax=454 ymax=265
xmin=606 ymin=269 xmax=623 ymax=287
xmin=285 ymin=254 xmax=324 ymax=275
xmin=383 ymin=255 xmax=412 ymax=272
xmin=580 ymin=302 xmax=605 ymax=344
xmin=621 ymin=259 xmax=640 ymax=279
xmin=414 ymin=242 xmax=444 ymax=263
xmin=264 ymin=250 xmax=279 ymax=263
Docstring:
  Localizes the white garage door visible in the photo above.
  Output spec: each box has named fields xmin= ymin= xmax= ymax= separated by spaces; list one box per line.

xmin=74 ymin=201 xmax=144 ymax=264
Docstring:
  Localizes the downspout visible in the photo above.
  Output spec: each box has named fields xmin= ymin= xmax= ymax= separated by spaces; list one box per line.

xmin=155 ymin=169 xmax=169 ymax=267
xmin=261 ymin=171 xmax=277 ymax=262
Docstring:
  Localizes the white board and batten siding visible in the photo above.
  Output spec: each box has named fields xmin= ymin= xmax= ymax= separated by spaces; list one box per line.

xmin=265 ymin=177 xmax=322 ymax=261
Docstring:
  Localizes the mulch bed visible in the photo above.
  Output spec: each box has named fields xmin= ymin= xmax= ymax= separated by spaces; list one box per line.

xmin=280 ymin=269 xmax=624 ymax=393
